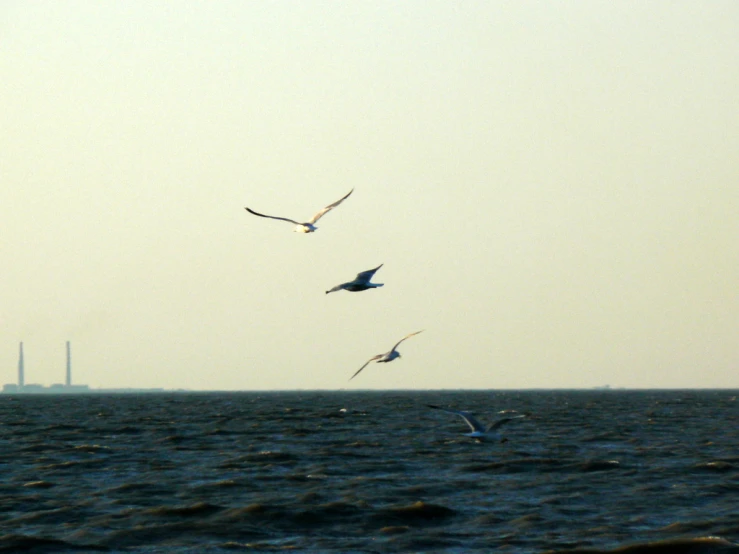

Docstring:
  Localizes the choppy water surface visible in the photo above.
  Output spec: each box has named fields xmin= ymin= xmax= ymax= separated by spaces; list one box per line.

xmin=1 ymin=390 xmax=738 ymax=553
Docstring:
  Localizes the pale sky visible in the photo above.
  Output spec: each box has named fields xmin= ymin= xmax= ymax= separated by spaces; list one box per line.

xmin=2 ymin=1 xmax=737 ymax=390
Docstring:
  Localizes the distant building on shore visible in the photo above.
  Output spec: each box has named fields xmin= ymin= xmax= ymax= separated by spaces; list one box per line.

xmin=2 ymin=341 xmax=91 ymax=394
xmin=3 ymin=341 xmax=169 ymax=394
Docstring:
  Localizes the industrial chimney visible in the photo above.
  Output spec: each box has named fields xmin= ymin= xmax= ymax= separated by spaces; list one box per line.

xmin=66 ymin=341 xmax=71 ymax=386
xmin=18 ymin=342 xmax=24 ymax=388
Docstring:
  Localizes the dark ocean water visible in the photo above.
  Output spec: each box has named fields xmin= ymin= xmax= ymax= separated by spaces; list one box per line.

xmin=1 ymin=390 xmax=738 ymax=553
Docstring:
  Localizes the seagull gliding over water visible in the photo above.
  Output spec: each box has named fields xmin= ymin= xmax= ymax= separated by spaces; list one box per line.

xmin=244 ymin=189 xmax=353 ymax=233
xmin=350 ymin=330 xmax=424 ymax=381
xmin=427 ymin=405 xmax=527 ymax=440
xmin=326 ymin=264 xmax=384 ymax=294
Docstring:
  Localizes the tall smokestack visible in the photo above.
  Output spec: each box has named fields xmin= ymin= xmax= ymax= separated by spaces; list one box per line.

xmin=66 ymin=341 xmax=71 ymax=386
xmin=18 ymin=342 xmax=24 ymax=387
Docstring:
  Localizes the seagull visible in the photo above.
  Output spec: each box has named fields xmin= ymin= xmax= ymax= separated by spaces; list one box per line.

xmin=427 ymin=405 xmax=527 ymax=440
xmin=244 ymin=189 xmax=353 ymax=233
xmin=350 ymin=330 xmax=424 ymax=381
xmin=326 ymin=264 xmax=384 ymax=294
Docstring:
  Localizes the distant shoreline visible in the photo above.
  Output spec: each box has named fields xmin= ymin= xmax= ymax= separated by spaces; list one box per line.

xmin=2 ymin=387 xmax=737 ymax=395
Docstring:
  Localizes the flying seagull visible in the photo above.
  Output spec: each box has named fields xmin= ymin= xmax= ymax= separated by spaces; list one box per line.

xmin=427 ymin=405 xmax=527 ymax=440
xmin=245 ymin=189 xmax=353 ymax=233
xmin=326 ymin=264 xmax=384 ymax=294
xmin=350 ymin=330 xmax=424 ymax=381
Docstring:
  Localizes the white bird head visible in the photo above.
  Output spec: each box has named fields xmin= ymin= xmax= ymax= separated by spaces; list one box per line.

xmin=294 ymin=224 xmax=316 ymax=233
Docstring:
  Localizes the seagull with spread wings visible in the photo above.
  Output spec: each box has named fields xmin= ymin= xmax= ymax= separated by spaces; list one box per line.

xmin=326 ymin=264 xmax=384 ymax=294
xmin=245 ymin=189 xmax=353 ymax=233
xmin=350 ymin=330 xmax=424 ymax=381
xmin=427 ymin=405 xmax=527 ymax=440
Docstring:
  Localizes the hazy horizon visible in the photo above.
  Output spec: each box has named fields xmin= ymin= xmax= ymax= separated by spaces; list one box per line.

xmin=2 ymin=2 xmax=737 ymax=390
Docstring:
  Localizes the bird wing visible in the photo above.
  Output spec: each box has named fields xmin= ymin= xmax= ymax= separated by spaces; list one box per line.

xmin=427 ymin=405 xmax=486 ymax=433
xmin=349 ymin=354 xmax=383 ymax=381
xmin=389 ymin=330 xmax=424 ymax=352
xmin=307 ymin=189 xmax=353 ymax=224
xmin=354 ymin=264 xmax=383 ymax=283
xmin=245 ymin=208 xmax=301 ymax=226
xmin=487 ymin=414 xmax=526 ymax=432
